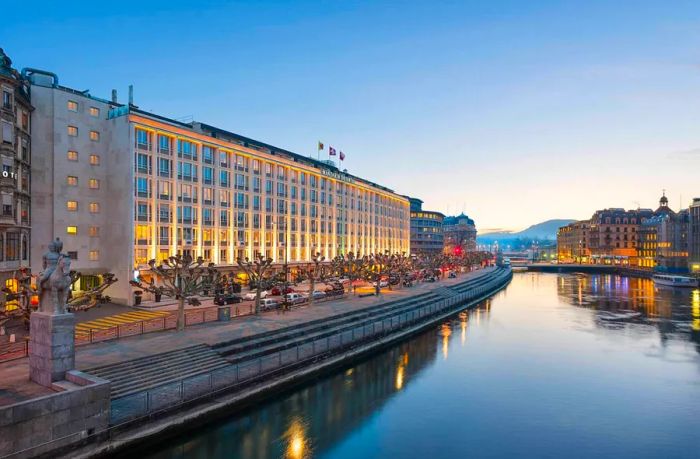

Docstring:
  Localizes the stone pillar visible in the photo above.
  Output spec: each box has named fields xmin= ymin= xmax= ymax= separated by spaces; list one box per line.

xmin=29 ymin=312 xmax=75 ymax=387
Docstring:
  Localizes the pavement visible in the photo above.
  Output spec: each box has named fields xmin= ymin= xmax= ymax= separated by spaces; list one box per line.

xmin=0 ymin=267 xmax=495 ymax=406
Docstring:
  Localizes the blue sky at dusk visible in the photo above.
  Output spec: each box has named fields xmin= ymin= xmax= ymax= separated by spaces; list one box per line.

xmin=4 ymin=0 xmax=700 ymax=231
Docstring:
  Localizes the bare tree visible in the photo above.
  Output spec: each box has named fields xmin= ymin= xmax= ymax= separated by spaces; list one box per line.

xmin=130 ymin=254 xmax=220 ymax=331
xmin=67 ymin=273 xmax=118 ymax=312
xmin=236 ymin=254 xmax=274 ymax=314
xmin=301 ymin=252 xmax=326 ymax=305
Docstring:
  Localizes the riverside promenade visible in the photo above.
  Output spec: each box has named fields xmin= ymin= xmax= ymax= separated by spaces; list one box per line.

xmin=1 ymin=267 xmax=497 ymax=405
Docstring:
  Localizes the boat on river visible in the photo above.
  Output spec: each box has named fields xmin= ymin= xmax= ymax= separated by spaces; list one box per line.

xmin=652 ymin=274 xmax=699 ymax=288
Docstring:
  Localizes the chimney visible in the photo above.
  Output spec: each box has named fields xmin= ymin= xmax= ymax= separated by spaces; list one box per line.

xmin=111 ymin=89 xmax=117 ymax=103
xmin=128 ymin=85 xmax=134 ymax=105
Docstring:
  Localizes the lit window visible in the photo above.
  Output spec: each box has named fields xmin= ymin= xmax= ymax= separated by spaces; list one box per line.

xmin=66 ymin=226 xmax=77 ymax=235
xmin=67 ymin=150 xmax=78 ymax=161
xmin=89 ymin=250 xmax=99 ymax=261
xmin=67 ymin=176 xmax=78 ymax=186
xmin=89 ymin=154 xmax=100 ymax=165
xmin=89 ymin=107 xmax=100 ymax=117
xmin=67 ymin=126 xmax=78 ymax=137
xmin=89 ymin=226 xmax=99 ymax=237
xmin=67 ymin=100 xmax=78 ymax=112
xmin=66 ymin=201 xmax=78 ymax=211
xmin=89 ymin=178 xmax=100 ymax=189
xmin=89 ymin=202 xmax=100 ymax=213
xmin=89 ymin=131 xmax=100 ymax=142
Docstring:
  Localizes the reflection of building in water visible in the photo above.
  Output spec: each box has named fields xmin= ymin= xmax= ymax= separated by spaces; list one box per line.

xmin=156 ymin=328 xmax=440 ymax=459
xmin=556 ymin=273 xmax=700 ymax=352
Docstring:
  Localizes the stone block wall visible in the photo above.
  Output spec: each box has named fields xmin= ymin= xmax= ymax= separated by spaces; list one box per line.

xmin=0 ymin=370 xmax=110 ymax=459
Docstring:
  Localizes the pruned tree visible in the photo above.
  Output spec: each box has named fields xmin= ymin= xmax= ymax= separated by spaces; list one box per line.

xmin=236 ymin=253 xmax=274 ymax=314
xmin=67 ymin=273 xmax=118 ymax=312
xmin=130 ymin=254 xmax=220 ymax=331
xmin=0 ymin=267 xmax=36 ymax=331
xmin=301 ymin=252 xmax=326 ymax=305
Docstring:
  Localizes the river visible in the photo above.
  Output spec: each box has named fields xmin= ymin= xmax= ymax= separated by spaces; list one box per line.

xmin=139 ymin=272 xmax=700 ymax=459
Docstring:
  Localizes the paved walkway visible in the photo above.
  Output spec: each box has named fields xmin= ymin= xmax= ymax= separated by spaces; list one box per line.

xmin=0 ymin=268 xmax=495 ymax=405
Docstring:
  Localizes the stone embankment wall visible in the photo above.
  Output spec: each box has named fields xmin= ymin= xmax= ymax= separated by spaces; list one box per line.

xmin=0 ymin=371 xmax=110 ymax=459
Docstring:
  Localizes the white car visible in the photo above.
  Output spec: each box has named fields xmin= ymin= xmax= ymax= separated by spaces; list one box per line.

xmin=310 ymin=290 xmax=326 ymax=300
xmin=373 ymin=280 xmax=389 ymax=288
xmin=260 ymin=298 xmax=279 ymax=310
xmin=285 ymin=292 xmax=307 ymax=304
xmin=243 ymin=290 xmax=268 ymax=301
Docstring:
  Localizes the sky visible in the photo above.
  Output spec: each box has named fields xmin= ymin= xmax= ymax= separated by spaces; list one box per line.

xmin=4 ymin=0 xmax=700 ymax=231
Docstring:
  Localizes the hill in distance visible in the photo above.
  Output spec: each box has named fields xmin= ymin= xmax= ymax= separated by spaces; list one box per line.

xmin=477 ymin=219 xmax=576 ymax=242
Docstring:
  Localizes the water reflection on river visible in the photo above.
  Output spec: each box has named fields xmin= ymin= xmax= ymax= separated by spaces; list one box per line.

xmin=142 ymin=273 xmax=700 ymax=459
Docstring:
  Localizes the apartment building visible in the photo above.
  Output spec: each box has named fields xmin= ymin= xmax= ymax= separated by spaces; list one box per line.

xmin=0 ymin=49 xmax=32 ymax=289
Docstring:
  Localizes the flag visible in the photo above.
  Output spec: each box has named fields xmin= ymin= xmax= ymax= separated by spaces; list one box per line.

xmin=318 ymin=141 xmax=324 ymax=151
xmin=340 ymin=151 xmax=345 ymax=161
xmin=329 ymin=146 xmax=336 ymax=156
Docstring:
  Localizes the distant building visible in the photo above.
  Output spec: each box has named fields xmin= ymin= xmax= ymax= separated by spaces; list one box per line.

xmin=558 ymin=207 xmax=654 ymax=265
xmin=0 ymin=49 xmax=32 ymax=289
xmin=688 ymin=198 xmax=700 ymax=275
xmin=443 ymin=213 xmax=477 ymax=255
xmin=407 ymin=197 xmax=444 ymax=255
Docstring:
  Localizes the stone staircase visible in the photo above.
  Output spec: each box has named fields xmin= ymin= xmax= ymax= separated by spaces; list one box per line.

xmin=432 ymin=286 xmax=458 ymax=299
xmin=84 ymin=344 xmax=230 ymax=399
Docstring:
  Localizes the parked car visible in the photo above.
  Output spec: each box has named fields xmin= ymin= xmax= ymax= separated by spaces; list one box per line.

xmin=403 ymin=280 xmax=414 ymax=287
xmin=285 ymin=292 xmax=307 ymax=305
xmin=373 ymin=280 xmax=389 ymax=288
xmin=310 ymin=290 xmax=326 ymax=300
xmin=388 ymin=276 xmax=400 ymax=285
xmin=214 ymin=294 xmax=242 ymax=306
xmin=448 ymin=272 xmax=457 ymax=278
xmin=424 ymin=277 xmax=437 ymax=283
xmin=243 ymin=290 xmax=269 ymax=301
xmin=325 ymin=285 xmax=344 ymax=296
xmin=260 ymin=298 xmax=279 ymax=311
xmin=271 ymin=286 xmax=295 ymax=296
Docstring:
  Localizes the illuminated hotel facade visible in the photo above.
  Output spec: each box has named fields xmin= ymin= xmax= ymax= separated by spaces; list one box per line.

xmin=28 ymin=72 xmax=410 ymax=304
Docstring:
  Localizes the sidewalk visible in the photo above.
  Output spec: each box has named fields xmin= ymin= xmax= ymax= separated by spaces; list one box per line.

xmin=0 ymin=268 xmax=494 ymax=405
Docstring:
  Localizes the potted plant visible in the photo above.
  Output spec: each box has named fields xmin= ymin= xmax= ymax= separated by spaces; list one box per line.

xmin=154 ymin=286 xmax=163 ymax=303
xmin=134 ymin=290 xmax=143 ymax=306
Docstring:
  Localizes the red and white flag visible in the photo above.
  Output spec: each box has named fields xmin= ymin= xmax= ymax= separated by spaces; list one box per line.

xmin=329 ymin=146 xmax=336 ymax=156
xmin=339 ymin=151 xmax=345 ymax=161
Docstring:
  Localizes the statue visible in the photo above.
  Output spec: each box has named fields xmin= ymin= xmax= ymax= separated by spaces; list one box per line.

xmin=38 ymin=238 xmax=72 ymax=315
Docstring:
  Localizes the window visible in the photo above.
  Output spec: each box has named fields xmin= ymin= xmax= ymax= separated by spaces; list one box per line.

xmin=90 ymin=154 xmax=100 ymax=165
xmin=89 ymin=250 xmax=99 ymax=261
xmin=89 ymin=202 xmax=100 ymax=213
xmin=67 ymin=100 xmax=78 ymax=112
xmin=67 ymin=150 xmax=78 ymax=161
xmin=67 ymin=201 xmax=78 ymax=211
xmin=66 ymin=226 xmax=78 ymax=235
xmin=136 ymin=129 xmax=150 ymax=148
xmin=2 ymin=91 xmax=11 ymax=109
xmin=89 ymin=131 xmax=100 ymax=142
xmin=67 ymin=251 xmax=78 ymax=260
xmin=89 ymin=178 xmax=100 ymax=189
xmin=2 ymin=120 xmax=15 ymax=143
xmin=67 ymin=126 xmax=78 ymax=137
xmin=89 ymin=107 xmax=100 ymax=117
xmin=89 ymin=226 xmax=99 ymax=237
xmin=158 ymin=134 xmax=171 ymax=153
xmin=67 ymin=176 xmax=78 ymax=186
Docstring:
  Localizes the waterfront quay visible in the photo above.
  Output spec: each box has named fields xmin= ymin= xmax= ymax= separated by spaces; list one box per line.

xmin=0 ymin=267 xmax=511 ymax=459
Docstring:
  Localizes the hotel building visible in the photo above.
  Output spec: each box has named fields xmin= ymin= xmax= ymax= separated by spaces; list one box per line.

xmin=28 ymin=71 xmax=410 ymax=304
xmin=0 ymin=50 xmax=32 ymax=290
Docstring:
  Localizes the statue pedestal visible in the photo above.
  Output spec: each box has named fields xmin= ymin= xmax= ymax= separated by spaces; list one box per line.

xmin=29 ymin=312 xmax=75 ymax=387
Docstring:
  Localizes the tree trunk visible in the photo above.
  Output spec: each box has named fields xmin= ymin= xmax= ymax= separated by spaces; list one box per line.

xmin=177 ymin=296 xmax=185 ymax=331
xmin=309 ymin=275 xmax=315 ymax=306
xmin=255 ymin=285 xmax=261 ymax=314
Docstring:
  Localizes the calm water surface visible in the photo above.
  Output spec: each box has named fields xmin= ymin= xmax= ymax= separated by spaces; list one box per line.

xmin=142 ymin=273 xmax=700 ymax=459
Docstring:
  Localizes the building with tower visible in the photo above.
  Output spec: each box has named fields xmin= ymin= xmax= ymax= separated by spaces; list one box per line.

xmin=442 ymin=213 xmax=477 ymax=255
